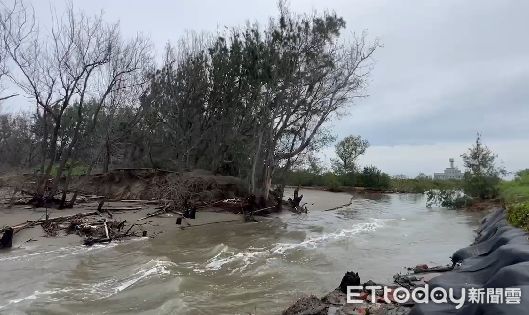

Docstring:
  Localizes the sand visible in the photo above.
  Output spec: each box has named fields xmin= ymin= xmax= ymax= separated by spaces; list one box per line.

xmin=1 ymin=195 xmax=242 ymax=249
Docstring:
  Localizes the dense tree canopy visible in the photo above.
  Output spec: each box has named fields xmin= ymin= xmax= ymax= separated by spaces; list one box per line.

xmin=0 ymin=1 xmax=378 ymax=199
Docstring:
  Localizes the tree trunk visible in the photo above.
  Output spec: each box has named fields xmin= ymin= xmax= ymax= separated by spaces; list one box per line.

xmin=250 ymin=129 xmax=263 ymax=194
xmin=261 ymin=149 xmax=275 ymax=200
xmin=262 ymin=168 xmax=272 ymax=200
xmin=103 ymin=138 xmax=111 ymax=173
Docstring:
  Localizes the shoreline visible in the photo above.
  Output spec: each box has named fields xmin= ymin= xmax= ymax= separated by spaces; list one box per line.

xmin=283 ymin=207 xmax=527 ymax=315
xmin=286 ymin=185 xmax=504 ymax=212
xmin=1 ymin=182 xmax=489 ymax=313
xmin=0 ymin=184 xmax=354 ymax=251
xmin=1 ymin=198 xmax=244 ymax=250
xmin=284 ymin=185 xmax=399 ymax=195
xmin=1 ymin=183 xmax=486 ymax=258
xmin=0 ymin=170 xmax=251 ymax=249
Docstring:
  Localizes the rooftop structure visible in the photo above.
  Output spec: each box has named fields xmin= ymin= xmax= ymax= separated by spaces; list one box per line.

xmin=434 ymin=158 xmax=464 ymax=180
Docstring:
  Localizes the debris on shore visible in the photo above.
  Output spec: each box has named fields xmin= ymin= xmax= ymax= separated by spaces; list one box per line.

xmin=283 ymin=208 xmax=529 ymax=315
xmin=282 ymin=264 xmax=455 ymax=315
xmin=1 ymin=169 xmax=307 ymax=249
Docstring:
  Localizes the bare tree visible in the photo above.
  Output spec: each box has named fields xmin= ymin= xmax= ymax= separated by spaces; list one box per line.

xmin=0 ymin=0 xmax=23 ymax=101
xmin=2 ymin=1 xmax=152 ymax=199
xmin=1 ymin=1 xmax=377 ymax=206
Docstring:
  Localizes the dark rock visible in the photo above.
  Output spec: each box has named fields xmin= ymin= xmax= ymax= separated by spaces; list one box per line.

xmin=183 ymin=208 xmax=197 ymax=219
xmin=339 ymin=271 xmax=361 ymax=293
xmin=329 ymin=304 xmax=364 ymax=315
xmin=370 ymin=304 xmax=411 ymax=315
xmin=322 ymin=289 xmax=347 ymax=305
xmin=363 ymin=279 xmax=377 ymax=288
xmin=282 ymin=295 xmax=328 ymax=315
xmin=0 ymin=227 xmax=14 ymax=249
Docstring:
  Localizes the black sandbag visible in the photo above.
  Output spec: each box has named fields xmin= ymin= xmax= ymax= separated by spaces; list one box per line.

xmin=458 ymin=244 xmax=529 ymax=273
xmin=477 ymin=209 xmax=504 ymax=232
xmin=410 ymin=209 xmax=529 ymax=315
xmin=452 ymin=228 xmax=527 ymax=263
xmin=474 ymin=221 xmax=510 ymax=244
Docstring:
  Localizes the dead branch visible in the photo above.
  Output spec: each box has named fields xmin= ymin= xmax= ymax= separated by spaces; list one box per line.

xmin=11 ymin=211 xmax=100 ymax=233
xmin=98 ymin=206 xmax=142 ymax=211
xmin=180 ymin=219 xmax=242 ymax=229
xmin=137 ymin=207 xmax=168 ymax=221
xmin=323 ymin=197 xmax=354 ymax=211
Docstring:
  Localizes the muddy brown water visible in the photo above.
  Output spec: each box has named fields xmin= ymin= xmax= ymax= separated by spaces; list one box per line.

xmin=0 ymin=189 xmax=483 ymax=314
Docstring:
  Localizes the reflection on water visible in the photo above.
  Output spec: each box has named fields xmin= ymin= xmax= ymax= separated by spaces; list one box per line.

xmin=357 ymin=192 xmax=392 ymax=202
xmin=0 ymin=190 xmax=482 ymax=314
xmin=397 ymin=193 xmax=424 ymax=203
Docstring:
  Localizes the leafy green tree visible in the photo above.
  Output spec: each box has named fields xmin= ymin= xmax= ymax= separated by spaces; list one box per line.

xmin=1 ymin=1 xmax=379 ymax=204
xmin=332 ymin=135 xmax=369 ymax=174
xmin=461 ymin=134 xmax=505 ymax=199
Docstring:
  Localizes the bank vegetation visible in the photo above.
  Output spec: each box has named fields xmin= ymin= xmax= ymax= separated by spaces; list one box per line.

xmin=0 ymin=1 xmax=379 ymax=204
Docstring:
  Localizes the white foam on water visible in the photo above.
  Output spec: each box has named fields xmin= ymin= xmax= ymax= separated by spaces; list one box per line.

xmin=0 ymin=241 xmax=121 ymax=263
xmin=271 ymin=219 xmax=386 ymax=254
xmin=82 ymin=259 xmax=177 ymax=299
xmin=113 ymin=259 xmax=174 ymax=293
xmin=194 ymin=246 xmax=269 ymax=273
xmin=0 ymin=287 xmax=77 ymax=310
xmin=208 ymin=243 xmax=228 ymax=255
xmin=196 ymin=219 xmax=387 ymax=273
xmin=0 ymin=259 xmax=177 ymax=310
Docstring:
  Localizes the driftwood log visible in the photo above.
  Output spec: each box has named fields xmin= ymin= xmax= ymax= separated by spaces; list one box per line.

xmin=98 ymin=206 xmax=142 ymax=211
xmin=323 ymin=197 xmax=354 ymax=212
xmin=11 ymin=211 xmax=101 ymax=234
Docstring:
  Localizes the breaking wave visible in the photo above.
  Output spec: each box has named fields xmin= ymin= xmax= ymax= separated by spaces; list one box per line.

xmin=0 ymin=259 xmax=176 ymax=310
xmin=200 ymin=246 xmax=268 ymax=274
xmin=196 ymin=219 xmax=387 ymax=273
xmin=0 ymin=240 xmax=130 ymax=263
xmin=271 ymin=220 xmax=385 ymax=254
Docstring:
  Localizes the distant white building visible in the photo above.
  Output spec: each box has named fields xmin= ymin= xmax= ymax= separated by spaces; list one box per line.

xmin=434 ymin=158 xmax=464 ymax=180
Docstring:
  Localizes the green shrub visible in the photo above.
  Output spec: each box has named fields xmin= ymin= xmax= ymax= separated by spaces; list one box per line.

xmin=356 ymin=166 xmax=391 ymax=189
xmin=337 ymin=172 xmax=356 ymax=187
xmin=391 ymin=178 xmax=462 ymax=193
xmin=463 ymin=173 xmax=501 ymax=199
xmin=426 ymin=189 xmax=473 ymax=209
xmin=323 ymin=173 xmax=341 ymax=191
xmin=507 ymin=202 xmax=529 ymax=230
xmin=460 ymin=134 xmax=505 ymax=200
xmin=501 ymin=170 xmax=529 ymax=230
xmin=500 ymin=169 xmax=529 ymax=204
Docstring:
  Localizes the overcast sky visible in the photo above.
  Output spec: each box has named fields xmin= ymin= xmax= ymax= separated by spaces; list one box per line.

xmin=2 ymin=0 xmax=528 ymax=177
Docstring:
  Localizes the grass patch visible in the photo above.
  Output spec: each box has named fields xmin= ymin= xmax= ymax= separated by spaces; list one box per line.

xmin=35 ymin=162 xmax=89 ymax=177
xmin=501 ymin=170 xmax=529 ymax=230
